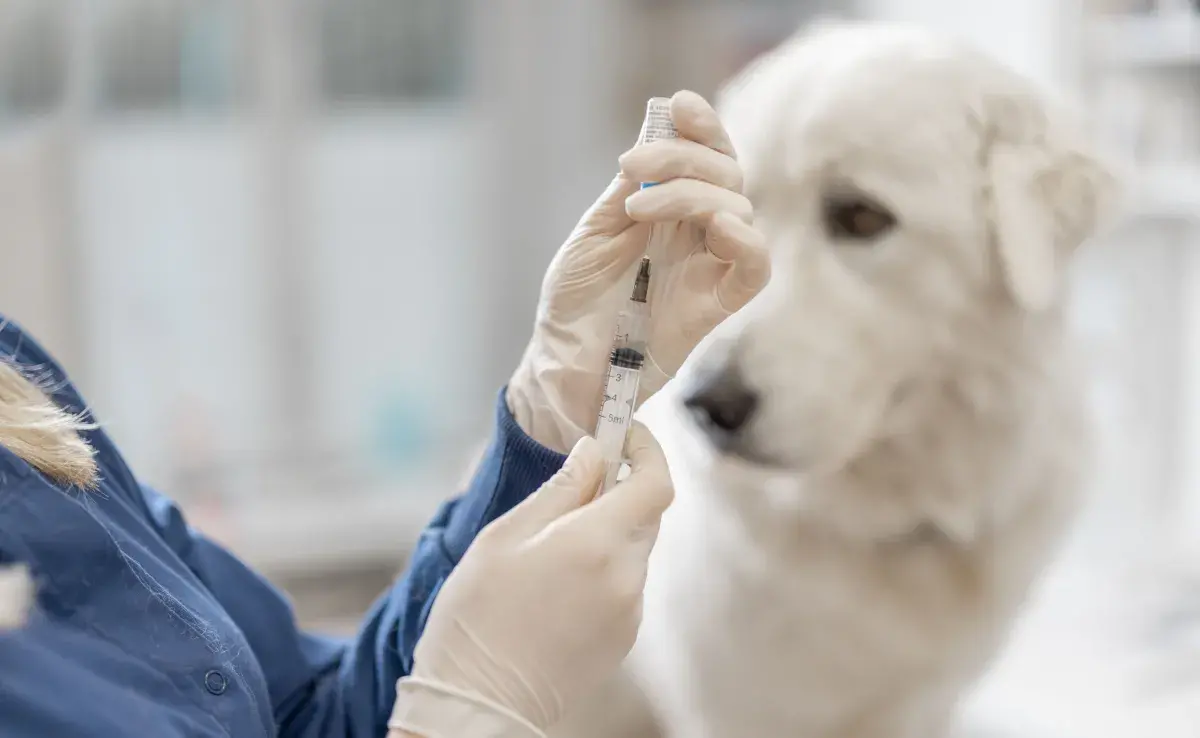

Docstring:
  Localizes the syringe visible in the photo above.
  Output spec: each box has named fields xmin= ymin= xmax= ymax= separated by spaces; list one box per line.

xmin=595 ymin=258 xmax=652 ymax=491
xmin=592 ymin=97 xmax=678 ymax=491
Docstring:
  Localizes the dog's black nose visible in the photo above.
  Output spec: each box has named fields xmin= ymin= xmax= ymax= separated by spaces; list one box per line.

xmin=683 ymin=367 xmax=759 ymax=439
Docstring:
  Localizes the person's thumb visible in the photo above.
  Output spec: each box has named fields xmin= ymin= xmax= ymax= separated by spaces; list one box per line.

xmin=584 ymin=423 xmax=673 ymax=530
xmin=503 ymin=436 xmax=606 ymax=535
xmin=573 ymin=174 xmax=640 ymax=240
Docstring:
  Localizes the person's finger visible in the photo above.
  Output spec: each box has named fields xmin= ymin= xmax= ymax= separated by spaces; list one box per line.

xmin=592 ymin=462 xmax=673 ymax=531
xmin=704 ymin=210 xmax=764 ymax=262
xmin=625 ymin=179 xmax=753 ymax=227
xmin=624 ymin=422 xmax=668 ymax=478
xmin=670 ymin=90 xmax=736 ymax=159
xmin=556 ymin=173 xmax=648 ymax=293
xmin=606 ymin=529 xmax=659 ymax=604
xmin=618 ymin=139 xmax=743 ymax=193
xmin=708 ymin=212 xmax=772 ymax=310
xmin=503 ymin=436 xmax=606 ymax=533
xmin=573 ymin=174 xmax=640 ymax=238
xmin=581 ymin=423 xmax=674 ymax=530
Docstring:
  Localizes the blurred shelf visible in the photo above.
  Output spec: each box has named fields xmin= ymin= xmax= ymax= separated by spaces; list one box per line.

xmin=1133 ymin=164 xmax=1200 ymax=220
xmin=1086 ymin=12 xmax=1200 ymax=67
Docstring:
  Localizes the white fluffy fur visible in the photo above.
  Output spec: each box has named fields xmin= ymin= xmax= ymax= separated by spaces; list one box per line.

xmin=553 ymin=21 xmax=1120 ymax=738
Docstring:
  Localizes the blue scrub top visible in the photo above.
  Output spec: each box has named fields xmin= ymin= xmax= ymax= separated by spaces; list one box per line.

xmin=0 ymin=317 xmax=568 ymax=737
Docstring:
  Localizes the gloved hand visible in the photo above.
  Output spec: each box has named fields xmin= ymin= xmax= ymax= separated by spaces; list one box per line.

xmin=507 ymin=90 xmax=770 ymax=453
xmin=388 ymin=424 xmax=672 ymax=738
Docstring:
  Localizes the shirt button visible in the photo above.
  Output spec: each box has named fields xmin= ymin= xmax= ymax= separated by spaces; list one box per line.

xmin=204 ymin=669 xmax=228 ymax=696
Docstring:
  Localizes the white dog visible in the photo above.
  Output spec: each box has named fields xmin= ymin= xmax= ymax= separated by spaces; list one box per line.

xmin=552 ymin=20 xmax=1121 ymax=738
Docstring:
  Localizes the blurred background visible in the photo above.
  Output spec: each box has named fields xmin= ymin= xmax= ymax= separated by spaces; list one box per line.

xmin=1 ymin=0 xmax=1199 ymax=735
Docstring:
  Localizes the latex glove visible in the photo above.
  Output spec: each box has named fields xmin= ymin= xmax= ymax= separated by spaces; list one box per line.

xmin=507 ymin=90 xmax=770 ymax=453
xmin=388 ymin=424 xmax=672 ymax=738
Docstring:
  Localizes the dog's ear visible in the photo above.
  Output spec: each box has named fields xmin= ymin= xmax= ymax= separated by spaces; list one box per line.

xmin=986 ymin=95 xmax=1123 ymax=312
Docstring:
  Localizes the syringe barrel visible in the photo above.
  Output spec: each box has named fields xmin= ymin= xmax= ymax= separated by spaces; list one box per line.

xmin=611 ymin=299 xmax=650 ymax=353
xmin=595 ymin=350 xmax=643 ymax=492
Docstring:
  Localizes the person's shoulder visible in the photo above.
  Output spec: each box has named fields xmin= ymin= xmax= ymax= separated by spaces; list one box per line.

xmin=0 ymin=314 xmax=151 ymax=516
xmin=0 ymin=316 xmax=63 ymax=372
xmin=0 ymin=315 xmax=86 ymax=415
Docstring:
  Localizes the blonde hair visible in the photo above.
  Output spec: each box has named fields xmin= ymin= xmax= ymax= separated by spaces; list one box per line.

xmin=0 ymin=361 xmax=97 ymax=488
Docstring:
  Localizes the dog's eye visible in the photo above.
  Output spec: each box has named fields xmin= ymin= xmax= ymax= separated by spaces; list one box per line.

xmin=823 ymin=197 xmax=896 ymax=242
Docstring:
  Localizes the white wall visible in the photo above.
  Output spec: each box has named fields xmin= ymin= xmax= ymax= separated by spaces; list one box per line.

xmin=469 ymin=0 xmax=633 ymax=386
xmin=0 ymin=127 xmax=82 ymax=371
xmin=865 ymin=0 xmax=1076 ymax=89
xmin=1178 ymin=236 xmax=1200 ymax=539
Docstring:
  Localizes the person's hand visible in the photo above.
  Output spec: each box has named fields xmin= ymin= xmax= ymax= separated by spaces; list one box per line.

xmin=388 ymin=424 xmax=672 ymax=738
xmin=507 ymin=90 xmax=770 ymax=453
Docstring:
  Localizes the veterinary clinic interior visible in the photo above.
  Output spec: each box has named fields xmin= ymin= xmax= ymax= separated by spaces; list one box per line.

xmin=0 ymin=0 xmax=1198 ymax=736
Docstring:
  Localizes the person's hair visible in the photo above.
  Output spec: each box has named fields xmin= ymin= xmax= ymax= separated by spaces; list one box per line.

xmin=0 ymin=361 xmax=97 ymax=488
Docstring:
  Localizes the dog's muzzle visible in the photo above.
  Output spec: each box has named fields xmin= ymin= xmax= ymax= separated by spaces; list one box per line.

xmin=682 ymin=361 xmax=759 ymax=453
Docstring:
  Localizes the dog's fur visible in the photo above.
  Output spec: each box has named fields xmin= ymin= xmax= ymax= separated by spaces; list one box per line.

xmin=552 ymin=21 xmax=1120 ymax=738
